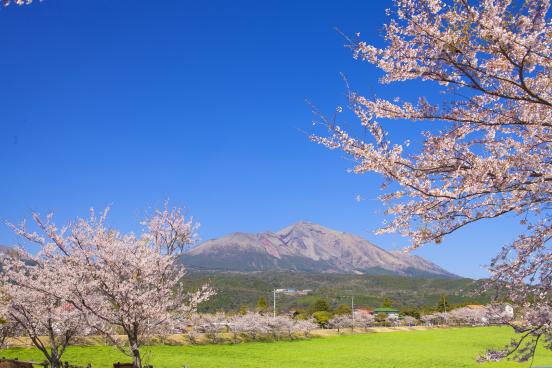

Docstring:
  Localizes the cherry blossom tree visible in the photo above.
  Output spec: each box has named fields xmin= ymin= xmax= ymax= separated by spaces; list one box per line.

xmin=8 ymin=204 xmax=213 ymax=368
xmin=0 ymin=319 xmax=14 ymax=348
xmin=421 ymin=311 xmax=452 ymax=326
xmin=0 ymin=248 xmax=86 ymax=368
xmin=265 ymin=315 xmax=294 ymax=340
xmin=386 ymin=313 xmax=400 ymax=326
xmin=237 ymin=312 xmax=271 ymax=340
xmin=186 ymin=313 xmax=320 ymax=343
xmin=313 ymin=0 xmax=551 ymax=361
xmin=293 ymin=318 xmax=318 ymax=338
xmin=329 ymin=314 xmax=353 ymax=333
xmin=448 ymin=306 xmax=489 ymax=326
xmin=183 ymin=313 xmax=202 ymax=344
xmin=401 ymin=315 xmax=418 ymax=327
xmin=420 ymin=313 xmax=438 ymax=326
xmin=228 ymin=313 xmax=317 ymax=341
xmin=355 ymin=313 xmax=376 ymax=330
xmin=227 ymin=315 xmax=244 ymax=343
xmin=277 ymin=315 xmax=297 ymax=339
xmin=200 ymin=312 xmax=228 ymax=343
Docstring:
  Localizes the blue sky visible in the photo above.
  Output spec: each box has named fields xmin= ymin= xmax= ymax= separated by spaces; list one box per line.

xmin=0 ymin=1 xmax=517 ymax=278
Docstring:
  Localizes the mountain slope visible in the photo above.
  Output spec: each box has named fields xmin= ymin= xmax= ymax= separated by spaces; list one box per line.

xmin=183 ymin=222 xmax=457 ymax=278
xmin=183 ymin=271 xmax=485 ymax=313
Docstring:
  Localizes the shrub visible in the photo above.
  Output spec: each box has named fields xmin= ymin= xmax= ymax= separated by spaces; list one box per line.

xmin=312 ymin=311 xmax=332 ymax=328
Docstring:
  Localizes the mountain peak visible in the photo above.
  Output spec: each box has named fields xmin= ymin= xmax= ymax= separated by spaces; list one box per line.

xmin=184 ymin=222 xmax=458 ymax=278
xmin=285 ymin=220 xmax=321 ymax=230
xmin=277 ymin=221 xmax=339 ymax=237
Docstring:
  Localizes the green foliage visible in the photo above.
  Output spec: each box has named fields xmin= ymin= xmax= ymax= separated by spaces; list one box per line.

xmin=182 ymin=271 xmax=492 ymax=313
xmin=308 ymin=299 xmax=331 ymax=314
xmin=256 ymin=297 xmax=268 ymax=312
xmin=334 ymin=303 xmax=352 ymax=315
xmin=2 ymin=327 xmax=551 ymax=367
xmin=400 ymin=307 xmax=420 ymax=319
xmin=381 ymin=298 xmax=393 ymax=308
xmin=238 ymin=304 xmax=249 ymax=315
xmin=375 ymin=313 xmax=387 ymax=323
xmin=312 ymin=311 xmax=332 ymax=328
xmin=436 ymin=294 xmax=450 ymax=312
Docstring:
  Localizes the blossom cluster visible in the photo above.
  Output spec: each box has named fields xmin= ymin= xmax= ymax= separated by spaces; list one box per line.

xmin=1 ymin=204 xmax=212 ymax=368
xmin=313 ymin=0 xmax=551 ymax=361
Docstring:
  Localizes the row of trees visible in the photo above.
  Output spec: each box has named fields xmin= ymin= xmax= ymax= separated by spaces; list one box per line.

xmin=240 ymin=296 xmax=503 ymax=332
xmin=329 ymin=314 xmax=419 ymax=333
xmin=183 ymin=312 xmax=318 ymax=344
xmin=421 ymin=305 xmax=513 ymax=327
xmin=0 ymin=205 xmax=213 ymax=368
xmin=177 ymin=303 xmax=507 ymax=343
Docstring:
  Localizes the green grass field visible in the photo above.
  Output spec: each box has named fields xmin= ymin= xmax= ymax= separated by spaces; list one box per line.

xmin=1 ymin=327 xmax=551 ymax=368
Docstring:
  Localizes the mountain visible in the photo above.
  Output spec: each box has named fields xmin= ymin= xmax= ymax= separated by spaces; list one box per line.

xmin=183 ymin=221 xmax=458 ymax=278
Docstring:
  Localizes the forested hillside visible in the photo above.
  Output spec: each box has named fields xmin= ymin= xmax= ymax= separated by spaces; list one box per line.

xmin=184 ymin=271 xmax=491 ymax=313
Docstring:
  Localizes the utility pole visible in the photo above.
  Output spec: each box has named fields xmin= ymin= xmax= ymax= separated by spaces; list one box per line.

xmin=341 ymin=290 xmax=355 ymax=333
xmin=351 ymin=294 xmax=355 ymax=333
xmin=273 ymin=289 xmax=276 ymax=317
xmin=444 ymin=295 xmax=447 ymax=325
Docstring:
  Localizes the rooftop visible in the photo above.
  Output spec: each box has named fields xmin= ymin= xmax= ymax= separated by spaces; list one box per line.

xmin=373 ymin=307 xmax=400 ymax=313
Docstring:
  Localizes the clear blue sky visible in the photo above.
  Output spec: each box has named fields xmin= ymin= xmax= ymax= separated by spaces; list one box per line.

xmin=0 ymin=1 xmax=518 ymax=279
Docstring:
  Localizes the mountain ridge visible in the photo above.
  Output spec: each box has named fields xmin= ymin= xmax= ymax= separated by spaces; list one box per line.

xmin=183 ymin=221 xmax=458 ymax=278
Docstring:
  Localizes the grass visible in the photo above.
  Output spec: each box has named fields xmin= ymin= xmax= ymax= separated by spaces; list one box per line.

xmin=1 ymin=327 xmax=551 ymax=368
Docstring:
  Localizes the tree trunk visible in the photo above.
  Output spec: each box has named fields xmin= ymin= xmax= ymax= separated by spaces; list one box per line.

xmin=42 ymin=326 xmax=63 ymax=368
xmin=47 ymin=350 xmax=62 ymax=368
xmin=130 ymin=340 xmax=142 ymax=368
xmin=132 ymin=348 xmax=142 ymax=368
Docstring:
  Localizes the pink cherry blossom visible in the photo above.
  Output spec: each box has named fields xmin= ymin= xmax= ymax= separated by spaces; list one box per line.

xmin=313 ymin=0 xmax=551 ymax=361
xmin=6 ymin=203 xmax=213 ymax=368
xmin=1 ymin=248 xmax=87 ymax=368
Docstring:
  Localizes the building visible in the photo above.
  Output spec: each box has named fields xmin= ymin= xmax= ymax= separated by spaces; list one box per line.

xmin=373 ymin=307 xmax=400 ymax=318
xmin=353 ymin=307 xmax=373 ymax=317
xmin=275 ymin=288 xmax=312 ymax=296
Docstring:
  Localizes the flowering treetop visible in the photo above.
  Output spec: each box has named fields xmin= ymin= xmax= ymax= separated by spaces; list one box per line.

xmin=313 ymin=0 xmax=551 ymax=361
xmin=1 ymin=246 xmax=86 ymax=368
xmin=7 ymin=204 xmax=213 ymax=368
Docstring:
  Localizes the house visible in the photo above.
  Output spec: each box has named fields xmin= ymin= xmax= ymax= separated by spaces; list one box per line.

xmin=274 ymin=288 xmax=312 ymax=296
xmin=353 ymin=307 xmax=373 ymax=317
xmin=373 ymin=307 xmax=400 ymax=318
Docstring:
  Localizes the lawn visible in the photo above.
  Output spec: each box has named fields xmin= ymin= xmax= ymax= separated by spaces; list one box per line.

xmin=1 ymin=327 xmax=551 ymax=368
